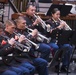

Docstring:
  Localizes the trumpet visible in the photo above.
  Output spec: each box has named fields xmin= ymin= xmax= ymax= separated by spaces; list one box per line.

xmin=58 ymin=18 xmax=72 ymax=30
xmin=34 ymin=14 xmax=51 ymax=32
xmin=14 ymin=32 xmax=39 ymax=49
xmin=26 ymin=27 xmax=51 ymax=43
xmin=1 ymin=35 xmax=30 ymax=52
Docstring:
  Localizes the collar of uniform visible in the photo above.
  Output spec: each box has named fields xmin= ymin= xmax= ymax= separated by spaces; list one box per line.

xmin=51 ymin=18 xmax=55 ymax=23
xmin=4 ymin=30 xmax=15 ymax=38
xmin=4 ymin=30 xmax=11 ymax=37
xmin=16 ymin=28 xmax=27 ymax=33
xmin=26 ymin=14 xmax=33 ymax=19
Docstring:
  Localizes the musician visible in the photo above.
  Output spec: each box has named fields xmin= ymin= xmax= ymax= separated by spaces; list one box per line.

xmin=5 ymin=19 xmax=49 ymax=75
xmin=3 ymin=20 xmax=36 ymax=75
xmin=22 ymin=4 xmax=51 ymax=61
xmin=46 ymin=8 xmax=73 ymax=72
xmin=0 ymin=22 xmax=25 ymax=75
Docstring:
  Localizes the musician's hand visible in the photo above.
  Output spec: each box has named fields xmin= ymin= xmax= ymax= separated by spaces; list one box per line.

xmin=31 ymin=29 xmax=38 ymax=37
xmin=57 ymin=25 xmax=62 ymax=29
xmin=57 ymin=21 xmax=65 ymax=29
xmin=8 ymin=38 xmax=15 ymax=45
xmin=46 ymin=24 xmax=51 ymax=28
xmin=50 ymin=29 xmax=53 ymax=33
xmin=33 ymin=18 xmax=41 ymax=26
xmin=18 ymin=35 xmax=26 ymax=42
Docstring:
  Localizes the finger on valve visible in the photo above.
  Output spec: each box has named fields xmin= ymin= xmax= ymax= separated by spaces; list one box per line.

xmin=8 ymin=38 xmax=15 ymax=45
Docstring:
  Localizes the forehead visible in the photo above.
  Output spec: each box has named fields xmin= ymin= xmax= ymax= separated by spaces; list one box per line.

xmin=9 ymin=23 xmax=16 ymax=28
xmin=19 ymin=19 xmax=26 ymax=23
xmin=55 ymin=11 xmax=60 ymax=14
xmin=28 ymin=5 xmax=36 ymax=10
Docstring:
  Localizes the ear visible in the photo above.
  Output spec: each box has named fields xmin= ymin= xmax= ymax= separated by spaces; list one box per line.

xmin=6 ymin=24 xmax=9 ymax=28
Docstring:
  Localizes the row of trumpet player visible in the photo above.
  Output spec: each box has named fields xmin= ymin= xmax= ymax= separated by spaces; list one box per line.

xmin=33 ymin=14 xmax=72 ymax=33
xmin=8 ymin=10 xmax=71 ymax=52
xmin=0 ymin=16 xmax=50 ymax=75
xmin=13 ymin=26 xmax=51 ymax=50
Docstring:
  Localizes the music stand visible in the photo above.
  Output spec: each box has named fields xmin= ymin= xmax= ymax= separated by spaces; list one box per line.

xmin=70 ymin=30 xmax=76 ymax=45
xmin=58 ymin=30 xmax=73 ymax=45
xmin=57 ymin=30 xmax=73 ymax=75
xmin=48 ymin=47 xmax=68 ymax=75
xmin=46 ymin=4 xmax=62 ymax=16
xmin=70 ymin=30 xmax=76 ymax=62
xmin=46 ymin=4 xmax=72 ymax=16
xmin=60 ymin=5 xmax=72 ymax=16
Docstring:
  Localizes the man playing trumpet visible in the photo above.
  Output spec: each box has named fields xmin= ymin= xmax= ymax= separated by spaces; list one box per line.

xmin=6 ymin=19 xmax=49 ymax=75
xmin=21 ymin=4 xmax=53 ymax=62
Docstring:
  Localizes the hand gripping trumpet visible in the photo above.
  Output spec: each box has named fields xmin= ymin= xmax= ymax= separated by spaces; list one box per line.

xmin=14 ymin=32 xmax=39 ymax=49
xmin=26 ymin=27 xmax=51 ymax=43
xmin=58 ymin=18 xmax=72 ymax=30
xmin=34 ymin=14 xmax=51 ymax=32
xmin=1 ymin=35 xmax=30 ymax=52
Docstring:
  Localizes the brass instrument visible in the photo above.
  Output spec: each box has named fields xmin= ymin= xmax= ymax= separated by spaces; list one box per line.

xmin=34 ymin=14 xmax=51 ymax=32
xmin=58 ymin=18 xmax=72 ymax=30
xmin=26 ymin=27 xmax=51 ymax=43
xmin=52 ymin=18 xmax=72 ymax=30
xmin=1 ymin=35 xmax=30 ymax=52
xmin=14 ymin=32 xmax=39 ymax=49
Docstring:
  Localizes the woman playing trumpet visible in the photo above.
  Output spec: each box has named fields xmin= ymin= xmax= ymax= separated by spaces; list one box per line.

xmin=46 ymin=8 xmax=73 ymax=72
xmin=46 ymin=8 xmax=72 ymax=32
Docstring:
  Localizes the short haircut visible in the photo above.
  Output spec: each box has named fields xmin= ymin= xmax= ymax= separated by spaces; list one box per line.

xmin=15 ymin=17 xmax=25 ymax=24
xmin=25 ymin=4 xmax=36 ymax=11
xmin=5 ymin=20 xmax=15 ymax=26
